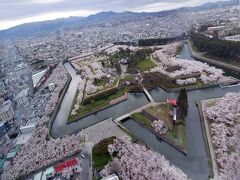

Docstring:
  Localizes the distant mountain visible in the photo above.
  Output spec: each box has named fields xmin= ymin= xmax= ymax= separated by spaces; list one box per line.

xmin=0 ymin=0 xmax=238 ymax=39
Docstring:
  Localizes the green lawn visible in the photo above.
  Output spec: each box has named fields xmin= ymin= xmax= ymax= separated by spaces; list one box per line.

xmin=132 ymin=105 xmax=186 ymax=150
xmin=137 ymin=58 xmax=156 ymax=71
xmin=68 ymin=87 xmax=129 ymax=123
xmin=131 ymin=112 xmax=153 ymax=129
xmin=93 ymin=153 xmax=111 ymax=170
xmin=145 ymin=103 xmax=172 ymax=129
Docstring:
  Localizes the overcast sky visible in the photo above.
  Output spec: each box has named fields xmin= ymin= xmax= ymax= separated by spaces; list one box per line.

xmin=0 ymin=0 xmax=221 ymax=30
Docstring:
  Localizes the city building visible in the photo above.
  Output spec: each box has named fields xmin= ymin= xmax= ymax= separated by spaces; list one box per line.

xmin=225 ymin=35 xmax=240 ymax=41
xmin=0 ymin=99 xmax=14 ymax=124
xmin=0 ymin=121 xmax=10 ymax=137
xmin=14 ymin=89 xmax=29 ymax=107
xmin=0 ymin=82 xmax=6 ymax=98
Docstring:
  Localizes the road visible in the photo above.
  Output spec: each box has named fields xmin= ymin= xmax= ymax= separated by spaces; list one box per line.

xmin=80 ymin=142 xmax=93 ymax=180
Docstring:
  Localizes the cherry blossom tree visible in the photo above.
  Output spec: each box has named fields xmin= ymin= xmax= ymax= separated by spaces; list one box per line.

xmin=205 ymin=92 xmax=240 ymax=180
xmin=101 ymin=137 xmax=187 ymax=180
xmin=152 ymin=120 xmax=168 ymax=135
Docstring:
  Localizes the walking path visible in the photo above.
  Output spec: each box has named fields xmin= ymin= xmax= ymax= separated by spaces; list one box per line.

xmin=200 ymin=100 xmax=219 ymax=180
xmin=143 ymin=87 xmax=154 ymax=102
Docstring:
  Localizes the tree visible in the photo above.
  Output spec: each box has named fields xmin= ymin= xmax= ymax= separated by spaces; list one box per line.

xmin=177 ymin=88 xmax=188 ymax=120
xmin=101 ymin=137 xmax=188 ymax=180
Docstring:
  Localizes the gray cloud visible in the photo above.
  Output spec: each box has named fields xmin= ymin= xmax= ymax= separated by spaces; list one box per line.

xmin=0 ymin=0 xmax=221 ymax=29
xmin=1 ymin=0 xmax=220 ymax=20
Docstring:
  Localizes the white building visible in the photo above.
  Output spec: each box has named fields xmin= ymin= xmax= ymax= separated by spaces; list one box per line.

xmin=101 ymin=174 xmax=119 ymax=180
xmin=225 ymin=35 xmax=240 ymax=42
xmin=0 ymin=99 xmax=14 ymax=124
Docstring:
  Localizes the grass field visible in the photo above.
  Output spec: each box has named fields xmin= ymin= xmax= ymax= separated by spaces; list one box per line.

xmin=132 ymin=105 xmax=186 ymax=150
xmin=145 ymin=103 xmax=173 ymax=129
xmin=68 ymin=87 xmax=129 ymax=123
xmin=137 ymin=58 xmax=156 ymax=71
xmin=131 ymin=112 xmax=152 ymax=129
xmin=92 ymin=153 xmax=111 ymax=170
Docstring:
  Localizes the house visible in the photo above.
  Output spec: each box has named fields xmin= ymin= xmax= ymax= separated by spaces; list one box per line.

xmin=167 ymin=98 xmax=177 ymax=107
xmin=54 ymin=158 xmax=78 ymax=175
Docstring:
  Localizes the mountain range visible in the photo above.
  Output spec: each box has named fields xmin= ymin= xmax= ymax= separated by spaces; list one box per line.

xmin=0 ymin=0 xmax=238 ymax=39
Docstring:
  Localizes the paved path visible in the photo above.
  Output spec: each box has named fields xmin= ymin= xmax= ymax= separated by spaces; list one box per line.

xmin=83 ymin=118 xmax=127 ymax=144
xmin=201 ymin=100 xmax=219 ymax=180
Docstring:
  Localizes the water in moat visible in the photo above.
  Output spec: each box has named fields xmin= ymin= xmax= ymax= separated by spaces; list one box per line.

xmin=51 ymin=43 xmax=240 ymax=180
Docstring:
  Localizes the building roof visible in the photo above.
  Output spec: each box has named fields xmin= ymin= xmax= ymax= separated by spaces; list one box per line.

xmin=167 ymin=98 xmax=177 ymax=106
xmin=54 ymin=158 xmax=78 ymax=174
xmin=32 ymin=69 xmax=47 ymax=87
xmin=101 ymin=174 xmax=119 ymax=180
xmin=45 ymin=166 xmax=54 ymax=175
xmin=15 ymin=132 xmax=33 ymax=145
xmin=34 ymin=171 xmax=42 ymax=180
xmin=0 ymin=100 xmax=12 ymax=114
xmin=6 ymin=151 xmax=17 ymax=159
xmin=0 ymin=159 xmax=5 ymax=170
xmin=14 ymin=88 xmax=28 ymax=100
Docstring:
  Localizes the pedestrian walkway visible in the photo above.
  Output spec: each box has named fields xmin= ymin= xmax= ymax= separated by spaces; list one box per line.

xmin=143 ymin=87 xmax=154 ymax=102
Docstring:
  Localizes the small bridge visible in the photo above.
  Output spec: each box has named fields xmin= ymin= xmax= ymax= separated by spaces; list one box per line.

xmin=114 ymin=102 xmax=158 ymax=123
xmin=143 ymin=87 xmax=154 ymax=102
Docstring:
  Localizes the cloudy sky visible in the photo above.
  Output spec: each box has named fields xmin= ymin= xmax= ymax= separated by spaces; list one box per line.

xmin=0 ymin=0 xmax=221 ymax=30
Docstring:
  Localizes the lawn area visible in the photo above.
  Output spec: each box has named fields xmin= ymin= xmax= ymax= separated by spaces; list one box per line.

xmin=131 ymin=112 xmax=152 ymax=129
xmin=137 ymin=57 xmax=156 ymax=71
xmin=68 ymin=87 xmax=129 ymax=123
xmin=92 ymin=153 xmax=111 ymax=170
xmin=132 ymin=104 xmax=186 ymax=150
xmin=92 ymin=137 xmax=114 ymax=171
xmin=94 ymin=77 xmax=108 ymax=87
xmin=145 ymin=103 xmax=173 ymax=129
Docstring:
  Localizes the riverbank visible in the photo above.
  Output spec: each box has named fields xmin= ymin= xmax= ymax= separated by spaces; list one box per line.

xmin=67 ymin=89 xmax=129 ymax=124
xmin=49 ymin=72 xmax=72 ymax=138
xmin=188 ymin=40 xmax=240 ymax=73
xmin=130 ymin=115 xmax=187 ymax=155
xmin=129 ymin=102 xmax=187 ymax=155
xmin=196 ymin=99 xmax=220 ymax=180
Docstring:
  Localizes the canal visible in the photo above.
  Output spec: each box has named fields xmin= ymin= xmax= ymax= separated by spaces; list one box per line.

xmin=51 ymin=43 xmax=240 ymax=180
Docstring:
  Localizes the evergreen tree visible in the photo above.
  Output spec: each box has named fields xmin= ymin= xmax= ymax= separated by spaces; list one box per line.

xmin=177 ymin=88 xmax=188 ymax=120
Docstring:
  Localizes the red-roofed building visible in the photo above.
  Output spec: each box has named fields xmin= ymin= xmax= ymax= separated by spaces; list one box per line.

xmin=167 ymin=98 xmax=177 ymax=107
xmin=54 ymin=158 xmax=78 ymax=174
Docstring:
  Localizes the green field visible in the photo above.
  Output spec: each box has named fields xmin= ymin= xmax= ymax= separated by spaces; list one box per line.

xmin=93 ymin=153 xmax=111 ymax=170
xmin=131 ymin=106 xmax=186 ymax=150
xmin=137 ymin=58 xmax=156 ymax=71
xmin=131 ymin=112 xmax=152 ymax=129
xmin=68 ymin=87 xmax=128 ymax=123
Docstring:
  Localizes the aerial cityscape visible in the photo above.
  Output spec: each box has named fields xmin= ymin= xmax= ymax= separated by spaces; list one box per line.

xmin=0 ymin=0 xmax=240 ymax=180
